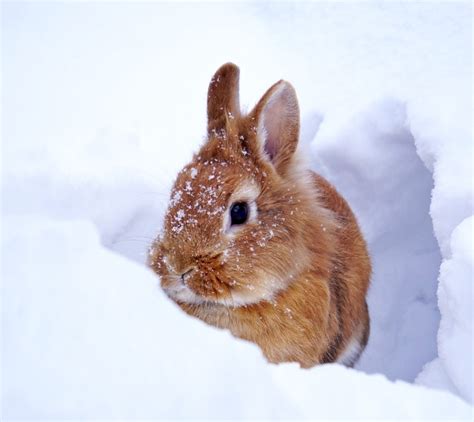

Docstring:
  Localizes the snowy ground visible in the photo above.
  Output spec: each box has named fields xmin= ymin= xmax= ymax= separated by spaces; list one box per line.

xmin=2 ymin=1 xmax=472 ymax=419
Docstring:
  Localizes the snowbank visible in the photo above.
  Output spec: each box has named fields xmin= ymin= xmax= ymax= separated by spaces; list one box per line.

xmin=2 ymin=217 xmax=471 ymax=419
xmin=313 ymin=98 xmax=441 ymax=381
xmin=417 ymin=216 xmax=474 ymax=403
xmin=2 ymin=1 xmax=472 ymax=418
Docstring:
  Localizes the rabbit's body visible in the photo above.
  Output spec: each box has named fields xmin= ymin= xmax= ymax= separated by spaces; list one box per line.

xmin=150 ymin=63 xmax=371 ymax=367
xmin=177 ymin=172 xmax=370 ymax=367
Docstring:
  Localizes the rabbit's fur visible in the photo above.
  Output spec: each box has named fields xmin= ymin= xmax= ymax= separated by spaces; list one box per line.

xmin=149 ymin=63 xmax=371 ymax=367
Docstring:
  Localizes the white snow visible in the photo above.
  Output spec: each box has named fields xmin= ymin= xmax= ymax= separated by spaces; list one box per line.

xmin=314 ymin=99 xmax=442 ymax=381
xmin=1 ymin=216 xmax=471 ymax=419
xmin=2 ymin=1 xmax=472 ymax=419
xmin=417 ymin=216 xmax=474 ymax=403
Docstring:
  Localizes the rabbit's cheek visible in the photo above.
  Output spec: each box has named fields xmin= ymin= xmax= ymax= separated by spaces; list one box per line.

xmin=185 ymin=272 xmax=219 ymax=299
xmin=228 ymin=274 xmax=284 ymax=306
xmin=148 ymin=246 xmax=162 ymax=270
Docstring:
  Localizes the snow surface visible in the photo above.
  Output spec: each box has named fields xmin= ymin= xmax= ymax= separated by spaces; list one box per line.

xmin=2 ymin=1 xmax=472 ymax=419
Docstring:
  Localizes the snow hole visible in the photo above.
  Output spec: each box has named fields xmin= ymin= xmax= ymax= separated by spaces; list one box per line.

xmin=109 ymin=99 xmax=442 ymax=384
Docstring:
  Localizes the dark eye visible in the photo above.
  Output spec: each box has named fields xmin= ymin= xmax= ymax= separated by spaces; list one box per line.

xmin=230 ymin=202 xmax=249 ymax=225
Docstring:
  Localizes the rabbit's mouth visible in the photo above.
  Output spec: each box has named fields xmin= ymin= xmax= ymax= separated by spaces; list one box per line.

xmin=160 ymin=268 xmax=286 ymax=308
xmin=151 ymin=242 xmax=290 ymax=307
xmin=151 ymin=239 xmax=303 ymax=308
xmin=161 ymin=267 xmax=235 ymax=305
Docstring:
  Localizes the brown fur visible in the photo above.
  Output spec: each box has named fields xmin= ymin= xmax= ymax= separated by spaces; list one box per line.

xmin=149 ymin=63 xmax=371 ymax=367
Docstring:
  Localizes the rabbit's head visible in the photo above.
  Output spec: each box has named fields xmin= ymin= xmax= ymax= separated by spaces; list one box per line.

xmin=150 ymin=63 xmax=334 ymax=307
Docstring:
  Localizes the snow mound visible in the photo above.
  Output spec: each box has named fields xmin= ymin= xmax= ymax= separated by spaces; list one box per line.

xmin=2 ymin=217 xmax=471 ymax=419
xmin=417 ymin=217 xmax=474 ymax=403
xmin=313 ymin=99 xmax=441 ymax=381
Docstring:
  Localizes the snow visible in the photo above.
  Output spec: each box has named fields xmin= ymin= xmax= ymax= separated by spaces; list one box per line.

xmin=1 ymin=216 xmax=471 ymax=419
xmin=417 ymin=216 xmax=474 ymax=403
xmin=2 ymin=1 xmax=472 ymax=419
xmin=314 ymin=98 xmax=442 ymax=381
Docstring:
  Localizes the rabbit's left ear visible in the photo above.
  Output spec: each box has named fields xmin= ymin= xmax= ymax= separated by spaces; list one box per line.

xmin=251 ymin=80 xmax=300 ymax=176
xmin=207 ymin=63 xmax=240 ymax=134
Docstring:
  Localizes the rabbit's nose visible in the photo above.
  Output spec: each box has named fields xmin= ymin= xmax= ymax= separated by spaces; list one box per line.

xmin=180 ymin=268 xmax=194 ymax=284
xmin=165 ymin=249 xmax=195 ymax=275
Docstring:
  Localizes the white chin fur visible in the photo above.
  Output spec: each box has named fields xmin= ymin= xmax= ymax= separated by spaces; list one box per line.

xmin=225 ymin=288 xmax=275 ymax=307
xmin=164 ymin=278 xmax=279 ymax=307
xmin=165 ymin=284 xmax=206 ymax=305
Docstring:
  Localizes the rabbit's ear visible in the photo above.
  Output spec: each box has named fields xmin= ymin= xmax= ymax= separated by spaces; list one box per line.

xmin=207 ymin=63 xmax=240 ymax=134
xmin=251 ymin=80 xmax=300 ymax=176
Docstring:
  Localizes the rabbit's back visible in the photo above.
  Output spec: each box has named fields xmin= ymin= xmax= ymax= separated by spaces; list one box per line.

xmin=313 ymin=172 xmax=371 ymax=365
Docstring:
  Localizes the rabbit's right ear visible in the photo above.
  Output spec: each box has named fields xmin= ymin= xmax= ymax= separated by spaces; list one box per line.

xmin=207 ymin=63 xmax=240 ymax=134
xmin=249 ymin=80 xmax=300 ymax=177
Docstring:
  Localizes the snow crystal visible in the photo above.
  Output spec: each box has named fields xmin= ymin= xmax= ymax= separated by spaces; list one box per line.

xmin=171 ymin=190 xmax=182 ymax=206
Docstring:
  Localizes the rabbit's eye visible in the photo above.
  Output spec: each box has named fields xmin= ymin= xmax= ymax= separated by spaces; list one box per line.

xmin=230 ymin=202 xmax=249 ymax=225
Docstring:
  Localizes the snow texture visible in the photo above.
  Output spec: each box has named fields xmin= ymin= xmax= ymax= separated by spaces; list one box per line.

xmin=2 ymin=1 xmax=472 ymax=419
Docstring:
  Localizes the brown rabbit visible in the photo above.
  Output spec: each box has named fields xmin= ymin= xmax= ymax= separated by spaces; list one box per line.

xmin=149 ymin=63 xmax=371 ymax=368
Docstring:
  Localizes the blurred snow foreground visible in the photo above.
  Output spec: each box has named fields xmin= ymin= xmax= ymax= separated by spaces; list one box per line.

xmin=2 ymin=1 xmax=472 ymax=419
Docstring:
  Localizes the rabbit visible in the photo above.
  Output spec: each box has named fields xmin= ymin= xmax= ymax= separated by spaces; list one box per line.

xmin=149 ymin=63 xmax=371 ymax=368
